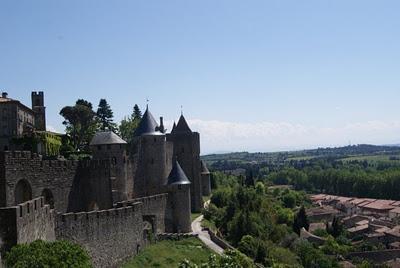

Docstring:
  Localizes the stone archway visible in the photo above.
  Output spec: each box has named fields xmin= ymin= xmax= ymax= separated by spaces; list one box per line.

xmin=41 ymin=188 xmax=55 ymax=209
xmin=14 ymin=179 xmax=32 ymax=205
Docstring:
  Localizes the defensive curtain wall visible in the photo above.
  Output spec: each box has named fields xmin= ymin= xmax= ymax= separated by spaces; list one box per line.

xmin=57 ymin=194 xmax=167 ymax=268
xmin=0 ymin=151 xmax=113 ymax=212
xmin=0 ymin=197 xmax=55 ymax=255
xmin=0 ymin=194 xmax=168 ymax=268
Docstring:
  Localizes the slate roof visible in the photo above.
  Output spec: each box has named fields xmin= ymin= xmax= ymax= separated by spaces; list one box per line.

xmin=171 ymin=122 xmax=176 ymax=133
xmin=90 ymin=131 xmax=127 ymax=145
xmin=201 ymin=160 xmax=210 ymax=174
xmin=166 ymin=161 xmax=191 ymax=185
xmin=134 ymin=107 xmax=162 ymax=136
xmin=174 ymin=115 xmax=192 ymax=133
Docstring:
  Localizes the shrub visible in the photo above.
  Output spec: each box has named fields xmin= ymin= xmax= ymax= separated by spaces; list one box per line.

xmin=5 ymin=240 xmax=92 ymax=268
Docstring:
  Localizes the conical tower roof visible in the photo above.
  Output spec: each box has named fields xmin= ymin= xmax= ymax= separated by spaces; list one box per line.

xmin=171 ymin=121 xmax=176 ymax=133
xmin=134 ymin=107 xmax=162 ymax=136
xmin=174 ymin=115 xmax=192 ymax=133
xmin=166 ymin=161 xmax=191 ymax=185
xmin=201 ymin=160 xmax=210 ymax=174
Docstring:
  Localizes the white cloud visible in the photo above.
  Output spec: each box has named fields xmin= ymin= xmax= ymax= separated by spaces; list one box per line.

xmin=166 ymin=119 xmax=400 ymax=154
xmin=46 ymin=125 xmax=63 ymax=134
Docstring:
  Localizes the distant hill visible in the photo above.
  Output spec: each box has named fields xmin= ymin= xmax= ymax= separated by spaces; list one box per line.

xmin=201 ymin=144 xmax=400 ymax=167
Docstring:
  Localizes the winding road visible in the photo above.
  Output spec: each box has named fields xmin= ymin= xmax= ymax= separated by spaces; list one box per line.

xmin=191 ymin=214 xmax=224 ymax=255
xmin=191 ymin=200 xmax=224 ymax=255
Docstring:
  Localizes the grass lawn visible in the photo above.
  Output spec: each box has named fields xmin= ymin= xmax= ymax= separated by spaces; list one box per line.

xmin=122 ymin=237 xmax=214 ymax=268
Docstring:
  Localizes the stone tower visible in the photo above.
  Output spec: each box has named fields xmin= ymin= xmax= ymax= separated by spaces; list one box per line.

xmin=165 ymin=161 xmax=191 ymax=233
xmin=201 ymin=160 xmax=211 ymax=196
xmin=132 ymin=107 xmax=172 ymax=197
xmin=90 ymin=131 xmax=128 ymax=203
xmin=167 ymin=114 xmax=203 ymax=212
xmin=31 ymin=91 xmax=46 ymax=131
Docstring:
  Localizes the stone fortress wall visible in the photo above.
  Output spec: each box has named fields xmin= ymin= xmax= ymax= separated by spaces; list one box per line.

xmin=0 ymin=151 xmax=113 ymax=213
xmin=0 ymin=98 xmax=211 ymax=267
xmin=0 ymin=197 xmax=55 ymax=255
xmin=56 ymin=202 xmax=144 ymax=268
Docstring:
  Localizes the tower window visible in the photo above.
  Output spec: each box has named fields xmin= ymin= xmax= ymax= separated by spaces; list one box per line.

xmin=107 ymin=144 xmax=111 ymax=150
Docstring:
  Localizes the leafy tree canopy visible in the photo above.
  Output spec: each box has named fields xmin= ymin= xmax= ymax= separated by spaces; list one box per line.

xmin=5 ymin=240 xmax=92 ymax=268
xmin=59 ymin=99 xmax=97 ymax=151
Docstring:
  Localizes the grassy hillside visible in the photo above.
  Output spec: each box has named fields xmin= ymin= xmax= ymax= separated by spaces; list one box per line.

xmin=122 ymin=238 xmax=215 ymax=268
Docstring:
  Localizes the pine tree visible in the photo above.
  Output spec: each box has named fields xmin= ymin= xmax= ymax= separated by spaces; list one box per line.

xmin=119 ymin=104 xmax=142 ymax=142
xmin=96 ymin=99 xmax=116 ymax=132
xmin=132 ymin=104 xmax=142 ymax=120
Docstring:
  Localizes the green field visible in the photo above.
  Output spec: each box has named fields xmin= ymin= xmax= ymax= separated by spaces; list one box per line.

xmin=122 ymin=238 xmax=215 ymax=268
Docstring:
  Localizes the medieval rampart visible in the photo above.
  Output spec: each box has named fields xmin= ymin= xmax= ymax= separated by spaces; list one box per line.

xmin=56 ymin=202 xmax=143 ymax=268
xmin=0 ymin=197 xmax=55 ymax=255
xmin=116 ymin=193 xmax=167 ymax=233
xmin=0 ymin=151 xmax=113 ymax=213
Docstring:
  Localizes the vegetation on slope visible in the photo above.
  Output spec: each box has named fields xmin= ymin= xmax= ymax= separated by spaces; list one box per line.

xmin=122 ymin=238 xmax=214 ymax=268
xmin=4 ymin=240 xmax=91 ymax=268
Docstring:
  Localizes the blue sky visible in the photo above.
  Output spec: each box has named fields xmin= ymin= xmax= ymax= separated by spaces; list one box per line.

xmin=1 ymin=1 xmax=400 ymax=154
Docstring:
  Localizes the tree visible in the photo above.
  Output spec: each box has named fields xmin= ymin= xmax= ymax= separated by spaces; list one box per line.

xmin=245 ymin=170 xmax=255 ymax=187
xmin=5 ymin=240 xmax=91 ymax=268
xmin=119 ymin=104 xmax=142 ymax=142
xmin=293 ymin=206 xmax=309 ymax=235
xmin=59 ymin=99 xmax=97 ymax=151
xmin=96 ymin=99 xmax=116 ymax=132
xmin=133 ymin=104 xmax=142 ymax=120
xmin=282 ymin=192 xmax=296 ymax=208
xmin=326 ymin=217 xmax=344 ymax=238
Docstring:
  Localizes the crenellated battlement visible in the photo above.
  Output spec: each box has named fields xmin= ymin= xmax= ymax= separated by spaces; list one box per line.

xmin=116 ymin=193 xmax=168 ymax=208
xmin=0 ymin=151 xmax=120 ymax=171
xmin=0 ymin=151 xmax=78 ymax=167
xmin=0 ymin=197 xmax=56 ymax=254
xmin=17 ymin=196 xmax=52 ymax=219
xmin=58 ymin=202 xmax=142 ymax=226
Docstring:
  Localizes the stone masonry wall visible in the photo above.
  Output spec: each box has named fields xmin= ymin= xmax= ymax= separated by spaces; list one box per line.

xmin=116 ymin=193 xmax=167 ymax=234
xmin=0 ymin=151 xmax=113 ymax=213
xmin=56 ymin=202 xmax=143 ymax=268
xmin=0 ymin=197 xmax=55 ymax=255
xmin=166 ymin=132 xmax=203 ymax=212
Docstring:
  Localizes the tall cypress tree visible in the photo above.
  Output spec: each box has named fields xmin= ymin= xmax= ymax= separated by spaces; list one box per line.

xmin=96 ymin=99 xmax=116 ymax=132
xmin=293 ymin=206 xmax=309 ymax=235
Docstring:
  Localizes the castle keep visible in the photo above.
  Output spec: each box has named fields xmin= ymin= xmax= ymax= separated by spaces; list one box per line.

xmin=0 ymin=92 xmax=211 ymax=267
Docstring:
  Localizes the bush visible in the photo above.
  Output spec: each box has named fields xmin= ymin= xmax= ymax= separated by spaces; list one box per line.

xmin=5 ymin=240 xmax=92 ymax=268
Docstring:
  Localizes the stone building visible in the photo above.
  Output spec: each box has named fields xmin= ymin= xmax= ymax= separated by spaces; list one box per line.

xmin=167 ymin=115 xmax=203 ymax=212
xmin=0 ymin=92 xmax=38 ymax=150
xmin=0 ymin=94 xmax=211 ymax=267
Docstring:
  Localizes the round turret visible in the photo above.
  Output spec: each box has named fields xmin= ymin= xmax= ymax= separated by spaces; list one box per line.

xmin=201 ymin=160 xmax=211 ymax=196
xmin=165 ymin=161 xmax=191 ymax=233
xmin=132 ymin=107 xmax=170 ymax=197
